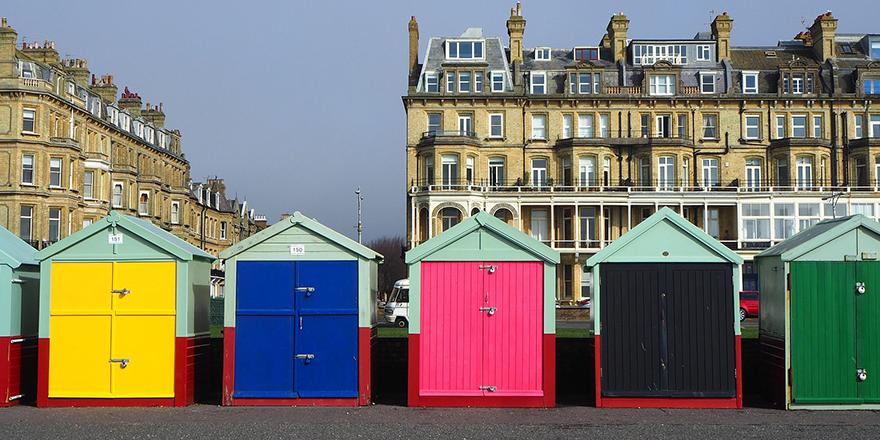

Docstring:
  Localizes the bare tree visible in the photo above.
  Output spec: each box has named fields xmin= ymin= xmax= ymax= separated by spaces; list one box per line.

xmin=367 ymin=236 xmax=407 ymax=300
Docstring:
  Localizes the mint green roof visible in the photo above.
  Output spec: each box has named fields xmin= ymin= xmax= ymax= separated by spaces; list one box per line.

xmin=586 ymin=207 xmax=743 ymax=267
xmin=36 ymin=211 xmax=214 ymax=262
xmin=405 ymin=211 xmax=560 ymax=264
xmin=219 ymin=211 xmax=382 ymax=261
xmin=757 ymin=214 xmax=880 ymax=261
xmin=0 ymin=223 xmax=37 ymax=268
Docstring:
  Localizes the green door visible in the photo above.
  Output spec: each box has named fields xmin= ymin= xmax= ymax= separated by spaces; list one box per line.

xmin=856 ymin=261 xmax=880 ymax=403
xmin=790 ymin=261 xmax=858 ymax=404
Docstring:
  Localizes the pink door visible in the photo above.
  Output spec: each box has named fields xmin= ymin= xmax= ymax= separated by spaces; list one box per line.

xmin=482 ymin=262 xmax=543 ymax=396
xmin=419 ymin=262 xmax=483 ymax=396
xmin=420 ymin=261 xmax=544 ymax=397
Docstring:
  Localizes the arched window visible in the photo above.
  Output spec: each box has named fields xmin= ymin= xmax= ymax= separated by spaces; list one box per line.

xmin=494 ymin=208 xmax=513 ymax=225
xmin=440 ymin=207 xmax=462 ymax=231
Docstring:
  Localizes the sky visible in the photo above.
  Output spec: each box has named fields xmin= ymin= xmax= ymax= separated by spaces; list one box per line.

xmin=4 ymin=0 xmax=875 ymax=241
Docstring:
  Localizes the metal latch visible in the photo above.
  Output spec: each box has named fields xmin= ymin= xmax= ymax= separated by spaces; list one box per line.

xmin=856 ymin=282 xmax=867 ymax=295
xmin=111 ymin=288 xmax=131 ymax=295
xmin=10 ymin=338 xmax=24 ymax=344
xmin=479 ymin=265 xmax=497 ymax=273
xmin=858 ymin=368 xmax=868 ymax=382
xmin=110 ymin=358 xmax=130 ymax=368
xmin=479 ymin=306 xmax=497 ymax=316
xmin=295 ymin=287 xmax=316 ymax=297
xmin=11 ymin=278 xmax=25 ymax=284
xmin=296 ymin=354 xmax=315 ymax=364
xmin=479 ymin=385 xmax=497 ymax=392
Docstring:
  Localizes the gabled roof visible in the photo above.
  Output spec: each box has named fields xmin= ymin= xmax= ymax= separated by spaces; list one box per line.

xmin=36 ymin=211 xmax=214 ymax=262
xmin=586 ymin=207 xmax=743 ymax=267
xmin=219 ymin=211 xmax=382 ymax=262
xmin=0 ymin=224 xmax=37 ymax=268
xmin=757 ymin=214 xmax=880 ymax=261
xmin=405 ymin=211 xmax=560 ymax=264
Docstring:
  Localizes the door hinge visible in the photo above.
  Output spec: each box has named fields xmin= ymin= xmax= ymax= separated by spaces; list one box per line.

xmin=479 ymin=265 xmax=497 ymax=273
xmin=479 ymin=385 xmax=497 ymax=392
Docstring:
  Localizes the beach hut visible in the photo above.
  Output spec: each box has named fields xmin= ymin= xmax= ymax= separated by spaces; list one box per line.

xmin=586 ymin=207 xmax=744 ymax=408
xmin=219 ymin=212 xmax=382 ymax=406
xmin=0 ymin=225 xmax=39 ymax=406
xmin=405 ymin=211 xmax=559 ymax=407
xmin=35 ymin=212 xmax=214 ymax=407
xmin=756 ymin=214 xmax=880 ymax=409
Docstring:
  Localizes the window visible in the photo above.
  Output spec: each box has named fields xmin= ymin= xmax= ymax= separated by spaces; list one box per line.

xmin=562 ymin=114 xmax=573 ymax=139
xmin=474 ymin=72 xmax=483 ymax=93
xmin=603 ymin=157 xmax=611 ymax=187
xmin=22 ymin=108 xmax=36 ymax=133
xmin=682 ymin=158 xmax=690 ymax=188
xmin=876 ymin=156 xmax=880 ymax=187
xmin=697 ymin=45 xmax=712 ymax=61
xmin=83 ymin=171 xmax=94 ymax=199
xmin=458 ymin=71 xmax=471 ymax=92
xmin=676 ymin=114 xmax=687 ymax=139
xmin=579 ymin=156 xmax=596 ymax=186
xmin=48 ymin=208 xmax=61 ymax=242
xmin=742 ymin=72 xmax=758 ymax=94
xmin=440 ymin=207 xmax=461 ymax=231
xmin=457 ymin=113 xmax=472 ymax=135
xmin=600 ymin=114 xmax=609 ymax=137
xmin=791 ymin=74 xmax=804 ymax=94
xmin=531 ymin=158 xmax=548 ymax=187
xmin=441 ymin=155 xmax=458 ymax=188
xmin=860 ymin=156 xmax=872 ymax=186
xmin=813 ymin=115 xmax=823 ymax=138
xmin=49 ymin=158 xmax=62 ymax=187
xmin=424 ymin=72 xmax=438 ymax=92
xmin=640 ymin=114 xmax=650 ymax=137
xmin=649 ymin=75 xmax=676 ymax=96
xmin=864 ymin=78 xmax=880 ymax=95
xmin=855 ymin=114 xmax=864 ymax=138
xmin=446 ymin=40 xmax=484 ymax=60
xmin=799 ymin=203 xmax=821 ymax=231
xmin=746 ymin=158 xmax=762 ymax=190
xmin=742 ymin=203 xmax=770 ymax=241
xmin=776 ymin=158 xmax=790 ymax=187
xmin=530 ymin=209 xmax=548 ymax=242
xmin=19 ymin=206 xmax=33 ymax=241
xmin=655 ymin=115 xmax=671 ymax=138
xmin=700 ymin=73 xmax=715 ymax=94
xmin=426 ymin=113 xmax=441 ymax=135
xmin=791 ymin=115 xmax=807 ymax=138
xmin=446 ymin=72 xmax=454 ymax=93
xmin=21 ymin=154 xmax=34 ymax=185
xmin=171 ymin=201 xmax=180 ymax=224
xmin=578 ymin=73 xmax=592 ymax=94
xmin=530 ymin=72 xmax=546 ymax=94
xmin=871 ymin=115 xmax=880 ymax=138
xmin=489 ymin=113 xmax=504 ymax=138
xmin=531 ymin=114 xmax=547 ymax=140
xmin=658 ymin=156 xmax=675 ymax=190
xmin=774 ymin=203 xmax=796 ymax=240
xmin=579 ymin=207 xmax=597 ymax=248
xmin=632 ymin=44 xmax=687 ymax=65
xmin=702 ymin=114 xmax=718 ymax=139
xmin=872 ymin=41 xmax=880 ymax=59
xmin=796 ymin=156 xmax=813 ymax=190
xmin=707 ymin=208 xmax=720 ymax=238
xmin=488 ymin=157 xmax=505 ymax=187
xmin=574 ymin=47 xmax=599 ymax=61
xmin=491 ymin=72 xmax=505 ymax=92
xmin=702 ymin=158 xmax=719 ymax=187
xmin=561 ymin=158 xmax=572 ymax=186
xmin=220 ymin=222 xmax=227 ymax=240
xmin=745 ymin=115 xmax=761 ymax=140
xmin=577 ymin=114 xmax=594 ymax=138
xmin=776 ymin=115 xmax=786 ymax=139
xmin=109 ymin=182 xmax=125 ymax=209
xmin=138 ymin=191 xmax=150 ymax=215
xmin=465 ymin=157 xmax=474 ymax=184
xmin=425 ymin=157 xmax=434 ymax=185
xmin=535 ymin=47 xmax=551 ymax=61
xmin=852 ymin=203 xmax=875 ymax=218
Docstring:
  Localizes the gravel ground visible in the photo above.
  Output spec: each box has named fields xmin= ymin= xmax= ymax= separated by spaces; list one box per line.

xmin=2 ymin=405 xmax=880 ymax=439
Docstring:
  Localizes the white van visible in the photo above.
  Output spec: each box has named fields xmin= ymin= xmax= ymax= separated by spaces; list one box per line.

xmin=384 ymin=279 xmax=409 ymax=327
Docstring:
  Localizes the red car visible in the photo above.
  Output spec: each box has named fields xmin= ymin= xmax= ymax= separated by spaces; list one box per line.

xmin=739 ymin=291 xmax=760 ymax=321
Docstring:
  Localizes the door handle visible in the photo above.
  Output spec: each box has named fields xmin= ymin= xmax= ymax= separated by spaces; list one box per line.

xmin=858 ymin=368 xmax=868 ymax=382
xmin=479 ymin=385 xmax=497 ymax=392
xmin=295 ymin=287 xmax=315 ymax=297
xmin=479 ymin=265 xmax=497 ymax=273
xmin=110 ymin=358 xmax=130 ymax=368
xmin=299 ymin=316 xmax=303 ymax=331
xmin=111 ymin=288 xmax=131 ymax=295
xmin=856 ymin=282 xmax=867 ymax=295
xmin=479 ymin=306 xmax=497 ymax=316
xmin=296 ymin=354 xmax=315 ymax=364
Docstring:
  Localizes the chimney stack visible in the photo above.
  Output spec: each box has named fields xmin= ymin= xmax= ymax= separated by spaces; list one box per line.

xmin=20 ymin=40 xmax=60 ymax=66
xmin=711 ymin=12 xmax=733 ymax=61
xmin=117 ymin=87 xmax=142 ymax=117
xmin=94 ymin=74 xmax=118 ymax=103
xmin=809 ymin=11 xmax=837 ymax=62
xmin=607 ymin=13 xmax=629 ymax=63
xmin=506 ymin=2 xmax=525 ymax=64
xmin=408 ymin=16 xmax=420 ymax=85
xmin=142 ymin=102 xmax=166 ymax=128
xmin=0 ymin=17 xmax=17 ymax=78
xmin=63 ymin=58 xmax=90 ymax=85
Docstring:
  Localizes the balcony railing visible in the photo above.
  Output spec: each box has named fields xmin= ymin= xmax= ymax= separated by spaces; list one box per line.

xmin=421 ymin=130 xmax=477 ymax=139
xmin=18 ymin=77 xmax=54 ymax=92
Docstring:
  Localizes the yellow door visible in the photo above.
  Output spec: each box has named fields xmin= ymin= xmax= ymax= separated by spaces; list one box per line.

xmin=49 ymin=262 xmax=113 ymax=397
xmin=110 ymin=262 xmax=176 ymax=397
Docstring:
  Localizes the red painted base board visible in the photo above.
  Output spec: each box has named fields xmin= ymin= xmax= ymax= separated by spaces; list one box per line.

xmin=1 ymin=335 xmax=37 ymax=407
xmin=37 ymin=336 xmax=206 ymax=408
xmin=595 ymin=334 xmax=743 ymax=409
xmin=222 ymin=326 xmax=373 ymax=406
xmin=408 ymin=333 xmax=556 ymax=408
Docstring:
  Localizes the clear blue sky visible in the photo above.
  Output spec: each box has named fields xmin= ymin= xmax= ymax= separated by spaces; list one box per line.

xmin=5 ymin=0 xmax=874 ymax=240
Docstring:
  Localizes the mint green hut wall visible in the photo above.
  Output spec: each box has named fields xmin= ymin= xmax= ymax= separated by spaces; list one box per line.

xmin=0 ymin=224 xmax=39 ymax=339
xmin=404 ymin=211 xmax=560 ymax=335
xmin=218 ymin=212 xmax=383 ymax=329
xmin=35 ymin=212 xmax=215 ymax=339
xmin=755 ymin=214 xmax=880 ymax=410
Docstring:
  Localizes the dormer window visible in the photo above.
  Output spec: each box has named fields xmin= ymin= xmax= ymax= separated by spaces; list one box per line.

xmin=574 ymin=47 xmax=599 ymax=62
xmin=158 ymin=131 xmax=167 ymax=149
xmin=864 ymin=78 xmax=880 ymax=95
xmin=633 ymin=44 xmax=687 ymax=65
xmin=459 ymin=72 xmax=471 ymax=92
xmin=649 ymin=74 xmax=676 ymax=96
xmin=742 ymin=71 xmax=759 ymax=94
xmin=697 ymin=45 xmax=712 ymax=61
xmin=782 ymin=72 xmax=814 ymax=95
xmin=446 ymin=40 xmax=484 ymax=60
xmin=535 ymin=47 xmax=551 ymax=61
xmin=18 ymin=60 xmax=35 ymax=79
xmin=424 ymin=72 xmax=439 ymax=92
xmin=700 ymin=72 xmax=715 ymax=94
xmin=491 ymin=71 xmax=505 ymax=92
xmin=569 ymin=72 xmax=601 ymax=94
xmin=872 ymin=41 xmax=880 ymax=59
xmin=67 ymin=81 xmax=75 ymax=95
xmin=530 ymin=72 xmax=546 ymax=94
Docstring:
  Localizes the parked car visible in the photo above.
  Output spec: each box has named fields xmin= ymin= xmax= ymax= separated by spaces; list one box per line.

xmin=384 ymin=279 xmax=409 ymax=327
xmin=739 ymin=290 xmax=760 ymax=321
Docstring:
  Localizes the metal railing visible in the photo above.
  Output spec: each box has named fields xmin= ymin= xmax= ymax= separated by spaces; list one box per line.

xmin=421 ymin=130 xmax=477 ymax=139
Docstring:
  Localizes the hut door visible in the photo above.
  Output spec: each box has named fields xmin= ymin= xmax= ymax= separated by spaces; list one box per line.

xmin=856 ymin=262 xmax=880 ymax=403
xmin=293 ymin=261 xmax=358 ymax=398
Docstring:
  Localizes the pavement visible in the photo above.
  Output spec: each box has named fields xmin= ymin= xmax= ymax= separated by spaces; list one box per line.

xmin=2 ymin=404 xmax=880 ymax=439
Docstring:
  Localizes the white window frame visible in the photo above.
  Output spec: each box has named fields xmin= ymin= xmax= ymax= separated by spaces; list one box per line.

xmin=488 ymin=157 xmax=505 ymax=187
xmin=424 ymin=71 xmax=439 ymax=92
xmin=577 ymin=114 xmax=594 ymax=138
xmin=531 ymin=158 xmax=548 ymax=188
xmin=446 ymin=72 xmax=455 ymax=93
xmin=741 ymin=203 xmax=771 ymax=241
xmin=700 ymin=73 xmax=715 ymax=94
xmin=697 ymin=45 xmax=712 ymax=61
xmin=112 ymin=182 xmax=124 ymax=208
xmin=49 ymin=157 xmax=62 ymax=188
xmin=855 ymin=114 xmax=864 ymax=138
xmin=458 ymin=71 xmax=471 ymax=93
xmin=791 ymin=115 xmax=807 ymax=138
xmin=21 ymin=154 xmax=35 ymax=185
xmin=742 ymin=71 xmax=759 ymax=94
xmin=490 ymin=71 xmax=505 ymax=92
xmin=489 ymin=113 xmax=504 ymax=138
xmin=22 ymin=108 xmax=36 ymax=133
xmin=744 ymin=115 xmax=761 ymax=140
xmin=657 ymin=155 xmax=675 ymax=190
xmin=795 ymin=156 xmax=814 ymax=190
xmin=171 ymin=201 xmax=180 ymax=224
xmin=813 ymin=115 xmax=823 ymax=139
xmin=531 ymin=114 xmax=547 ymax=140
xmin=426 ymin=112 xmax=442 ymax=135
xmin=579 ymin=156 xmax=597 ymax=187
xmin=530 ymin=72 xmax=547 ymax=94
xmin=562 ymin=114 xmax=573 ymax=139
xmin=220 ymin=221 xmax=227 ymax=240
xmin=83 ymin=170 xmax=95 ymax=199
xmin=138 ymin=190 xmax=151 ymax=216
xmin=535 ymin=47 xmax=551 ymax=61
xmin=702 ymin=114 xmax=718 ymax=139
xmin=445 ymin=39 xmax=485 ymax=61
xmin=870 ymin=114 xmax=880 ymax=138
xmin=649 ymin=74 xmax=676 ymax=96
xmin=48 ymin=207 xmax=61 ymax=242
xmin=701 ymin=158 xmax=719 ymax=188
xmin=776 ymin=115 xmax=786 ymax=139
xmin=474 ymin=71 xmax=483 ymax=93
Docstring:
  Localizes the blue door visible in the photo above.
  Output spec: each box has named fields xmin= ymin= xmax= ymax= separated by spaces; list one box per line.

xmin=234 ymin=261 xmax=297 ymax=398
xmin=294 ymin=261 xmax=359 ymax=398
